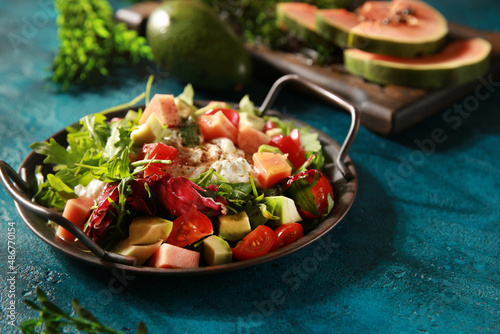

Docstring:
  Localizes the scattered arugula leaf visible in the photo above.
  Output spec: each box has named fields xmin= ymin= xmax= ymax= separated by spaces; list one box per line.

xmin=20 ymin=287 xmax=147 ymax=334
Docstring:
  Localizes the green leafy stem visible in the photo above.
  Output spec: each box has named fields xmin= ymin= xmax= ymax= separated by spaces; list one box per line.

xmin=20 ymin=287 xmax=147 ymax=334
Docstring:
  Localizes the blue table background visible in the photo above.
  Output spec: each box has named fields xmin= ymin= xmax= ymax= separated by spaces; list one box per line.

xmin=1 ymin=1 xmax=499 ymax=333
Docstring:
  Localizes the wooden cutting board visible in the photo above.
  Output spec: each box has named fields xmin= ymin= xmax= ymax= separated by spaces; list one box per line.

xmin=248 ymin=23 xmax=500 ymax=136
xmin=117 ymin=2 xmax=500 ymax=136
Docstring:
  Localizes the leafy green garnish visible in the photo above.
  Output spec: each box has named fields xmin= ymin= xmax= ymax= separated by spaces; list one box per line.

xmin=180 ymin=116 xmax=200 ymax=147
xmin=202 ymin=0 xmax=350 ymax=62
xmin=298 ymin=127 xmax=325 ymax=170
xmin=20 ymin=287 xmax=147 ymax=334
xmin=51 ymin=0 xmax=153 ymax=90
xmin=31 ymin=103 xmax=140 ymax=209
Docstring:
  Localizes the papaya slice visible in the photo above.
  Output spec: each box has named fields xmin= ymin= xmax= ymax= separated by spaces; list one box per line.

xmin=344 ymin=38 xmax=492 ymax=89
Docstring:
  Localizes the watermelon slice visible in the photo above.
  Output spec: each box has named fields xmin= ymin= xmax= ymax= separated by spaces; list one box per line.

xmin=306 ymin=0 xmax=448 ymax=58
xmin=348 ymin=0 xmax=448 ymax=58
xmin=276 ymin=2 xmax=323 ymax=45
xmin=315 ymin=8 xmax=359 ymax=48
xmin=344 ymin=38 xmax=492 ymax=89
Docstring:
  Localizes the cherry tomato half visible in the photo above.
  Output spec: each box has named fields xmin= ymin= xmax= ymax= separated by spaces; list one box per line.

xmin=289 ymin=128 xmax=302 ymax=149
xmin=271 ymin=223 xmax=304 ymax=251
xmin=167 ymin=205 xmax=214 ymax=247
xmin=232 ymin=225 xmax=276 ymax=261
xmin=205 ymin=108 xmax=240 ymax=128
xmin=269 ymin=134 xmax=306 ymax=170
xmin=300 ymin=171 xmax=334 ymax=219
xmin=263 ymin=120 xmax=277 ymax=133
xmin=138 ymin=143 xmax=178 ymax=177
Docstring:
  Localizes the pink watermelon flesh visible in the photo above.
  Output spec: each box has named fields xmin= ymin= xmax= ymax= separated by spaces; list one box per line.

xmin=352 ymin=0 xmax=448 ymax=44
xmin=344 ymin=38 xmax=492 ymax=89
xmin=278 ymin=3 xmax=317 ymax=32
xmin=349 ymin=38 xmax=490 ymax=66
xmin=316 ymin=8 xmax=359 ymax=31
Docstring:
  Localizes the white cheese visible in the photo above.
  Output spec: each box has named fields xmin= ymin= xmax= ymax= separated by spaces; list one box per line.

xmin=210 ymin=157 xmax=252 ymax=184
xmin=74 ymin=179 xmax=106 ymax=200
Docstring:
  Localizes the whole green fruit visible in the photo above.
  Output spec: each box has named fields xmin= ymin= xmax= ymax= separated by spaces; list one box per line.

xmin=146 ymin=0 xmax=252 ymax=91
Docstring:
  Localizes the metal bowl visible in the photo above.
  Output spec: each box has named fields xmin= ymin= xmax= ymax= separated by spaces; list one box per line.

xmin=0 ymin=75 xmax=359 ymax=276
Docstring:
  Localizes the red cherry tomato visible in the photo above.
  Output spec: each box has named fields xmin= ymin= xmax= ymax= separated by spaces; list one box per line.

xmin=300 ymin=171 xmax=334 ymax=219
xmin=205 ymin=108 xmax=240 ymax=128
xmin=167 ymin=205 xmax=214 ymax=247
xmin=232 ymin=225 xmax=276 ymax=261
xmin=289 ymin=128 xmax=302 ymax=148
xmin=138 ymin=143 xmax=178 ymax=177
xmin=269 ymin=134 xmax=306 ymax=170
xmin=271 ymin=223 xmax=304 ymax=251
xmin=263 ymin=120 xmax=277 ymax=133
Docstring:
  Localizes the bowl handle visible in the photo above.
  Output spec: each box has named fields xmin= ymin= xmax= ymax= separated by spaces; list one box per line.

xmin=259 ymin=74 xmax=359 ymax=180
xmin=0 ymin=161 xmax=136 ymax=266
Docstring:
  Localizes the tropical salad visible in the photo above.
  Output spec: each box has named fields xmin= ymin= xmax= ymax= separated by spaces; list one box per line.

xmin=31 ymin=79 xmax=334 ymax=268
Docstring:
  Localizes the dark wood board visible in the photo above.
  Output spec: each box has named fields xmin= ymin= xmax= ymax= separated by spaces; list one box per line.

xmin=116 ymin=2 xmax=500 ymax=136
xmin=248 ymin=23 xmax=500 ymax=136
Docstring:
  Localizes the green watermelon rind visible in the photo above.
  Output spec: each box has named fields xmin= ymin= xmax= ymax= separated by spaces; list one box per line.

xmin=343 ymin=38 xmax=492 ymax=90
xmin=315 ymin=0 xmax=449 ymax=58
xmin=276 ymin=4 xmax=324 ymax=46
xmin=347 ymin=33 xmax=448 ymax=59
xmin=315 ymin=11 xmax=351 ymax=48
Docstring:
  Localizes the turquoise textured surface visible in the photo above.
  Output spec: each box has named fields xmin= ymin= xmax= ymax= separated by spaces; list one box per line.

xmin=1 ymin=1 xmax=499 ymax=333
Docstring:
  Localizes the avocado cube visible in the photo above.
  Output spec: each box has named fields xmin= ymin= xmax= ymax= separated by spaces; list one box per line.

xmin=265 ymin=128 xmax=283 ymax=137
xmin=112 ymin=238 xmax=162 ymax=266
xmin=240 ymin=112 xmax=266 ymax=131
xmin=128 ymin=216 xmax=173 ymax=245
xmin=266 ymin=196 xmax=302 ymax=227
xmin=130 ymin=113 xmax=166 ymax=145
xmin=203 ymin=235 xmax=233 ymax=266
xmin=217 ymin=211 xmax=252 ymax=241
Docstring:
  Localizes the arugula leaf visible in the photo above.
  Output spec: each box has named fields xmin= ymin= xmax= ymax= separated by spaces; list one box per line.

xmin=298 ymin=127 xmax=325 ymax=169
xmin=180 ymin=116 xmax=200 ymax=147
xmin=30 ymin=138 xmax=75 ymax=167
xmin=285 ymin=171 xmax=320 ymax=217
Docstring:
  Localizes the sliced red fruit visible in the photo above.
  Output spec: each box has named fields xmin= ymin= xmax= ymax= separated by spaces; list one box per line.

xmin=138 ymin=143 xmax=178 ymax=177
xmin=167 ymin=205 xmax=213 ymax=248
xmin=252 ymin=152 xmax=292 ymax=189
xmin=139 ymin=94 xmax=181 ymax=127
xmin=269 ymin=133 xmax=306 ymax=170
xmin=232 ymin=225 xmax=276 ymax=261
xmin=204 ymin=108 xmax=240 ymax=128
xmin=237 ymin=125 xmax=271 ymax=155
xmin=198 ymin=110 xmax=238 ymax=143
xmin=57 ymin=196 xmax=95 ymax=242
xmin=344 ymin=38 xmax=492 ymax=89
xmin=271 ymin=223 xmax=304 ymax=251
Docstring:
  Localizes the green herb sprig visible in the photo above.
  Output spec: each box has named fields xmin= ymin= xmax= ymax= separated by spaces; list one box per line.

xmin=51 ymin=0 xmax=153 ymax=90
xmin=201 ymin=0 xmax=351 ymax=48
xmin=20 ymin=287 xmax=147 ymax=334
